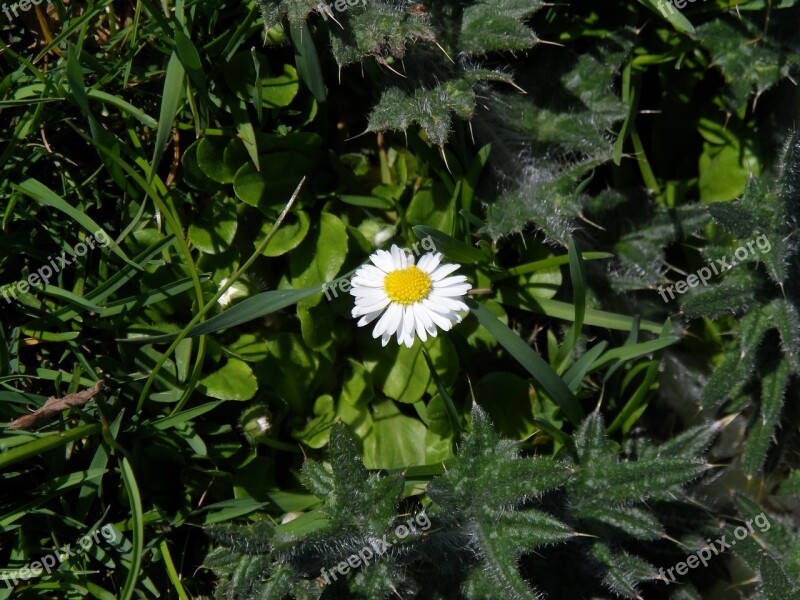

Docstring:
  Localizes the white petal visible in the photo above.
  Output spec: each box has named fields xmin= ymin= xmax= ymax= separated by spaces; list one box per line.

xmin=404 ymin=305 xmax=415 ymax=341
xmin=422 ymin=297 xmax=454 ymax=314
xmin=357 ymin=264 xmax=390 ymax=281
xmin=371 ymin=250 xmax=395 ymax=273
xmin=434 ymin=275 xmax=468 ymax=287
xmin=414 ymin=303 xmax=438 ymax=337
xmin=430 ymin=285 xmax=471 ymax=297
xmin=418 ymin=252 xmax=443 ymax=274
xmin=428 ymin=295 xmax=469 ymax=313
xmin=394 ymin=306 xmax=408 ymax=345
xmin=373 ymin=303 xmax=402 ymax=338
xmin=391 ymin=245 xmax=405 ymax=269
xmin=352 ymin=287 xmax=387 ymax=300
xmin=357 ymin=309 xmax=385 ymax=327
xmin=353 ymin=297 xmax=391 ymax=316
xmin=425 ymin=307 xmax=456 ymax=331
xmin=351 ymin=267 xmax=386 ymax=287
xmin=430 ymin=263 xmax=461 ymax=281
xmin=403 ymin=331 xmax=415 ymax=348
xmin=412 ymin=304 xmax=428 ymax=342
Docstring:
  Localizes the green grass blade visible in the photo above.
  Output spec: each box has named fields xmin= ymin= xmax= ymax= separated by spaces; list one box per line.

xmin=290 ymin=21 xmax=327 ymax=103
xmin=589 ymin=336 xmax=679 ymax=372
xmin=508 ymin=295 xmax=665 ymax=334
xmin=503 ymin=252 xmax=613 ymax=279
xmin=24 ymin=235 xmax=177 ymax=328
xmin=636 ymin=0 xmax=695 ymax=32
xmin=149 ymin=401 xmax=225 ymax=431
xmin=563 ymin=342 xmax=608 ymax=392
xmin=468 ymin=299 xmax=584 ymax=426
xmin=150 ymin=52 xmax=185 ymax=180
xmin=0 ymin=424 xmax=102 ymax=470
xmin=412 ymin=225 xmax=487 ymax=263
xmin=119 ymin=457 xmax=144 ymax=600
xmin=15 ymin=178 xmax=133 ymax=265
xmin=421 ymin=346 xmax=462 ymax=437
xmin=123 ymin=286 xmax=324 ymax=343
xmin=98 ymin=276 xmax=210 ymax=318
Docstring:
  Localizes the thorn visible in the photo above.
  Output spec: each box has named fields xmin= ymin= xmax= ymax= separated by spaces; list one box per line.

xmin=468 ymin=121 xmax=475 ymax=145
xmin=577 ymin=213 xmax=605 ymax=231
xmin=330 ymin=12 xmax=344 ymax=29
xmin=345 ymin=128 xmax=372 ymax=142
xmin=506 ymin=79 xmax=528 ymax=94
xmin=439 ymin=146 xmax=452 ymax=174
xmin=537 ymin=38 xmax=565 ymax=47
xmin=434 ymin=41 xmax=454 ymax=63
xmin=380 ymin=59 xmax=407 ymax=78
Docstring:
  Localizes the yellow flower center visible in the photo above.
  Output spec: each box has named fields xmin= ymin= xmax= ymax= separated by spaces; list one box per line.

xmin=384 ymin=265 xmax=432 ymax=305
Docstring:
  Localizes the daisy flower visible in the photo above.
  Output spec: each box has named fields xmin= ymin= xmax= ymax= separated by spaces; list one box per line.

xmin=350 ymin=245 xmax=472 ymax=348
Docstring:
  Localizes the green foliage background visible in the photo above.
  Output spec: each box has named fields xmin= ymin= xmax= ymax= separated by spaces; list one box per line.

xmin=0 ymin=0 xmax=798 ymax=598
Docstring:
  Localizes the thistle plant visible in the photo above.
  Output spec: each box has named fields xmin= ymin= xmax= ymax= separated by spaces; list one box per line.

xmin=205 ymin=406 xmax=721 ymax=599
xmin=680 ymin=132 xmax=800 ymax=474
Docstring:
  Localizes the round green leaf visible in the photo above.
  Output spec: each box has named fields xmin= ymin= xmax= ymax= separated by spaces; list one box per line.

xmin=407 ymin=182 xmax=454 ymax=231
xmin=233 ymin=152 xmax=312 ymax=210
xmin=340 ymin=360 xmax=374 ymax=407
xmin=292 ymin=395 xmax=335 ymax=449
xmin=258 ymin=209 xmax=310 ymax=257
xmin=182 ymin=140 xmax=223 ymax=191
xmin=473 ymin=372 xmax=536 ymax=439
xmin=262 ymin=64 xmax=300 ymax=108
xmin=196 ymin=137 xmax=250 ymax=184
xmin=199 ymin=358 xmax=258 ymax=401
xmin=188 ymin=197 xmax=238 ymax=254
xmin=363 ymin=337 xmax=456 ymax=405
xmin=362 ymin=399 xmax=428 ymax=469
xmin=289 ymin=212 xmax=348 ymax=292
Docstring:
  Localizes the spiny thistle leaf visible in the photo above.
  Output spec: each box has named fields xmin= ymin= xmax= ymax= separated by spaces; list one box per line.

xmin=592 ymin=543 xmax=657 ymax=600
xmin=742 ymin=356 xmax=792 ymax=474
xmin=459 ymin=0 xmax=544 ymax=54
xmin=206 ymin=407 xmax=718 ymax=598
xmin=695 ymin=16 xmax=800 ymax=109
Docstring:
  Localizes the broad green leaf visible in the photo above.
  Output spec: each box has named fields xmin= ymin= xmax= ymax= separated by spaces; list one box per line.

xmin=258 ymin=209 xmax=310 ymax=257
xmin=262 ymin=64 xmax=300 ymax=108
xmin=233 ymin=152 xmax=312 ymax=210
xmin=199 ymin=358 xmax=258 ymax=401
xmin=292 ymin=395 xmax=335 ymax=448
xmin=363 ymin=399 xmax=428 ymax=469
xmin=188 ymin=197 xmax=238 ymax=254
xmin=196 ymin=137 xmax=249 ymax=184
xmin=474 ymin=373 xmax=535 ymax=439
xmin=289 ymin=212 xmax=348 ymax=302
